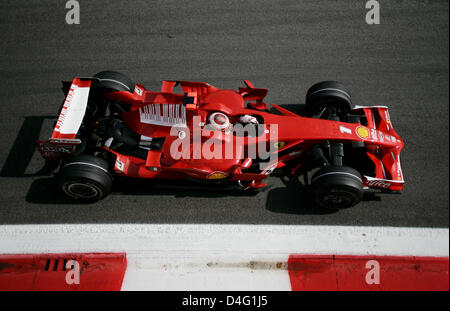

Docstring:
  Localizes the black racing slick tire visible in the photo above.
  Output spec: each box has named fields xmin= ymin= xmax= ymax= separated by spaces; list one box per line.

xmin=306 ymin=81 xmax=352 ymax=117
xmin=93 ymin=70 xmax=135 ymax=93
xmin=58 ymin=154 xmax=113 ymax=202
xmin=311 ymin=166 xmax=363 ymax=209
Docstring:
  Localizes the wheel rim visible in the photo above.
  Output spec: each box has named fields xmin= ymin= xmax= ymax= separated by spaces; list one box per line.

xmin=66 ymin=182 xmax=99 ymax=199
xmin=312 ymin=99 xmax=348 ymax=117
xmin=320 ymin=191 xmax=355 ymax=209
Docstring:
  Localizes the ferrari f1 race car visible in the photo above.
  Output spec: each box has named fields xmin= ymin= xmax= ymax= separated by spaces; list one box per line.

xmin=38 ymin=71 xmax=405 ymax=209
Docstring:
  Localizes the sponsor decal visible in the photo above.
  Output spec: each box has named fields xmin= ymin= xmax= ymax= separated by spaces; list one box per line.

xmin=38 ymin=142 xmax=77 ymax=159
xmin=378 ymin=131 xmax=384 ymax=142
xmin=49 ymin=138 xmax=81 ymax=144
xmin=356 ymin=126 xmax=370 ymax=139
xmin=134 ymin=86 xmax=143 ymax=96
xmin=371 ymin=129 xmax=377 ymax=141
xmin=140 ymin=103 xmax=187 ymax=127
xmin=51 ymin=79 xmax=90 ymax=138
xmin=40 ymin=145 xmax=73 ymax=154
xmin=206 ymin=171 xmax=228 ymax=180
xmin=339 ymin=125 xmax=352 ymax=134
xmin=115 ymin=158 xmax=125 ymax=172
xmin=384 ymin=110 xmax=391 ymax=124
xmin=54 ymin=86 xmax=76 ymax=133
xmin=367 ymin=180 xmax=391 ymax=188
xmin=104 ymin=137 xmax=113 ymax=148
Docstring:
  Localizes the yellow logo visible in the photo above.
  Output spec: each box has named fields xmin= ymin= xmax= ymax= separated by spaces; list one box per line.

xmin=207 ymin=172 xmax=228 ymax=180
xmin=356 ymin=126 xmax=370 ymax=139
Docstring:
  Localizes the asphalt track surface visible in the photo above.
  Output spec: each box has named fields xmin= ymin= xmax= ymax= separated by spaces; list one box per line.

xmin=0 ymin=0 xmax=448 ymax=227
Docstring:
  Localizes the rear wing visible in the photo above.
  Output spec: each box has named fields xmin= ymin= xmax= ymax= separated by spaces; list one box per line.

xmin=352 ymin=105 xmax=405 ymax=191
xmin=38 ymin=78 xmax=91 ymax=160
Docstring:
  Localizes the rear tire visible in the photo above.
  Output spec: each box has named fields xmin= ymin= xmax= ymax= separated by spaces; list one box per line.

xmin=311 ymin=166 xmax=363 ymax=209
xmin=93 ymin=70 xmax=135 ymax=93
xmin=88 ymin=70 xmax=135 ymax=120
xmin=306 ymin=81 xmax=352 ymax=117
xmin=58 ymin=154 xmax=113 ymax=202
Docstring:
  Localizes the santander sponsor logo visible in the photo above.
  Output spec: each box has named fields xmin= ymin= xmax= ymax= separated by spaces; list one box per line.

xmin=367 ymin=180 xmax=391 ymax=188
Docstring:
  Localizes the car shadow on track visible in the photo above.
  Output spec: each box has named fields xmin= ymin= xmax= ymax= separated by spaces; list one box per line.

xmin=265 ymin=175 xmax=337 ymax=215
xmin=25 ymin=170 xmax=384 ymax=212
xmin=0 ymin=116 xmax=57 ymax=178
xmin=112 ymin=177 xmax=262 ymax=198
xmin=25 ymin=177 xmax=82 ymax=205
xmin=25 ymin=175 xmax=261 ymax=205
xmin=265 ymin=174 xmax=382 ymax=215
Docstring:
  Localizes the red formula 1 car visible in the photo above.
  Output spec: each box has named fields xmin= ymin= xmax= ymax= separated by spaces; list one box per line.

xmin=38 ymin=71 xmax=405 ymax=209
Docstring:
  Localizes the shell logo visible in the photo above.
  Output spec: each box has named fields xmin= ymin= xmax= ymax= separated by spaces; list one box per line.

xmin=356 ymin=126 xmax=370 ymax=139
xmin=207 ymin=172 xmax=229 ymax=180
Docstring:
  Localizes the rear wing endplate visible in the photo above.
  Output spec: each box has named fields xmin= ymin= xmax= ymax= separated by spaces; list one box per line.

xmin=38 ymin=78 xmax=91 ymax=160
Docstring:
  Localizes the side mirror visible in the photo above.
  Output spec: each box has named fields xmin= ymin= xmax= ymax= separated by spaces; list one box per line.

xmin=243 ymin=80 xmax=254 ymax=89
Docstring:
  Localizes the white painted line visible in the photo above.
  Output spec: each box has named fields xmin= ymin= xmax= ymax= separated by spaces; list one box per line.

xmin=0 ymin=224 xmax=448 ymax=290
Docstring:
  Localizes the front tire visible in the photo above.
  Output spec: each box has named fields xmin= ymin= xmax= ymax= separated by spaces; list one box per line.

xmin=306 ymin=81 xmax=352 ymax=117
xmin=311 ymin=166 xmax=363 ymax=209
xmin=58 ymin=154 xmax=113 ymax=202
